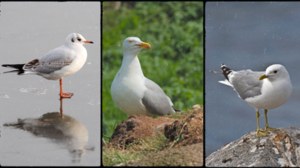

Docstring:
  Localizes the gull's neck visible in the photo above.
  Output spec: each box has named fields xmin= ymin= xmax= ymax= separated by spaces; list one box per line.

xmin=65 ymin=41 xmax=83 ymax=49
xmin=119 ymin=52 xmax=144 ymax=77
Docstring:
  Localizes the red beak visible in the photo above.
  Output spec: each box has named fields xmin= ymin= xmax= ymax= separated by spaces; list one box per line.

xmin=84 ymin=40 xmax=94 ymax=44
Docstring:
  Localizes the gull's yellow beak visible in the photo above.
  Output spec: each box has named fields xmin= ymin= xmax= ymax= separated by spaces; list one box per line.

xmin=137 ymin=42 xmax=151 ymax=49
xmin=259 ymin=74 xmax=268 ymax=80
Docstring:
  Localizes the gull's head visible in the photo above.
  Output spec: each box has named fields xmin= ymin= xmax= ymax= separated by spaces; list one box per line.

xmin=123 ymin=37 xmax=151 ymax=55
xmin=65 ymin=33 xmax=94 ymax=46
xmin=259 ymin=64 xmax=290 ymax=81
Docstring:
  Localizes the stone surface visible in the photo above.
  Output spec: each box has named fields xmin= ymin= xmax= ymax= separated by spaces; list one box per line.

xmin=206 ymin=127 xmax=300 ymax=167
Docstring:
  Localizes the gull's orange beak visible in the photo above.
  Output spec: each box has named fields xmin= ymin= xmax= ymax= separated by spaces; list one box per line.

xmin=137 ymin=42 xmax=151 ymax=49
xmin=84 ymin=40 xmax=94 ymax=44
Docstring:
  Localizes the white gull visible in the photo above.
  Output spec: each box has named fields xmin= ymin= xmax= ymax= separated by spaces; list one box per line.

xmin=2 ymin=33 xmax=93 ymax=99
xmin=111 ymin=37 xmax=176 ymax=116
xmin=219 ymin=64 xmax=292 ymax=136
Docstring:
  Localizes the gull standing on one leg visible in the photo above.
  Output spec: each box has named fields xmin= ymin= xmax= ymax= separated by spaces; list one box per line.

xmin=2 ymin=33 xmax=93 ymax=99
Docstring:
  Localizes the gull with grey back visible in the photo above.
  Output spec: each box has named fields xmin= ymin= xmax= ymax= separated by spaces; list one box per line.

xmin=2 ymin=33 xmax=93 ymax=99
xmin=219 ymin=64 xmax=292 ymax=136
xmin=111 ymin=37 xmax=176 ymax=116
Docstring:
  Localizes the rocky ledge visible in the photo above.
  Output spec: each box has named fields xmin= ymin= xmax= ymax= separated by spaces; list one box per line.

xmin=206 ymin=127 xmax=300 ymax=167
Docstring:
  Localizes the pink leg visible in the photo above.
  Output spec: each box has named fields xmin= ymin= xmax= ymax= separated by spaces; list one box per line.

xmin=59 ymin=79 xmax=73 ymax=99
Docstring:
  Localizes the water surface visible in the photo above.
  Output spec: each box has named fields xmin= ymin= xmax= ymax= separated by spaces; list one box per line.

xmin=0 ymin=2 xmax=100 ymax=166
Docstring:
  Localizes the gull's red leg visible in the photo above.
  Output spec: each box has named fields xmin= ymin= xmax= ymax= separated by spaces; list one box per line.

xmin=59 ymin=79 xmax=74 ymax=99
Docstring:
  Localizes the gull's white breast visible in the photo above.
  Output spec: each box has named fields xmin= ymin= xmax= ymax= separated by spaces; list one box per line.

xmin=246 ymin=79 xmax=292 ymax=109
xmin=111 ymin=71 xmax=148 ymax=115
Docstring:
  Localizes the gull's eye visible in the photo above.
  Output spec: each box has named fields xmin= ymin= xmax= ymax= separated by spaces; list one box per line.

xmin=71 ymin=38 xmax=75 ymax=43
xmin=77 ymin=38 xmax=81 ymax=42
xmin=128 ymin=40 xmax=133 ymax=43
xmin=273 ymin=70 xmax=278 ymax=74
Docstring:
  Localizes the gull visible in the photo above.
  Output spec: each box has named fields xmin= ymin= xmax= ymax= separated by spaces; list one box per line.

xmin=111 ymin=37 xmax=176 ymax=116
xmin=219 ymin=64 xmax=292 ymax=136
xmin=2 ymin=33 xmax=93 ymax=99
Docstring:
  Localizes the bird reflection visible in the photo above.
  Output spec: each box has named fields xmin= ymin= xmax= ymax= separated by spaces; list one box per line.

xmin=4 ymin=98 xmax=93 ymax=163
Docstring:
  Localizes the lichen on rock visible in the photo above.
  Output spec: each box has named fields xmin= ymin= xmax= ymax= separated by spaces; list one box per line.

xmin=206 ymin=127 xmax=300 ymax=167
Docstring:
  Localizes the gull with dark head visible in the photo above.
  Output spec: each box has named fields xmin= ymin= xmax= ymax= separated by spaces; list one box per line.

xmin=219 ymin=64 xmax=292 ymax=136
xmin=2 ymin=33 xmax=93 ymax=99
xmin=111 ymin=37 xmax=176 ymax=116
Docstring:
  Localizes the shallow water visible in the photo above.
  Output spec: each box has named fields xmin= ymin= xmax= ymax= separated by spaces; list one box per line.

xmin=0 ymin=2 xmax=100 ymax=166
xmin=206 ymin=2 xmax=300 ymax=156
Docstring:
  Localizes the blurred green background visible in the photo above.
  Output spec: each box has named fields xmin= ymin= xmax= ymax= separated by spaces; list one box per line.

xmin=102 ymin=2 xmax=203 ymax=140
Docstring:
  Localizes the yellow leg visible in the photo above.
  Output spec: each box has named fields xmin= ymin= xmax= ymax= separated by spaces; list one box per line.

xmin=264 ymin=109 xmax=277 ymax=131
xmin=256 ymin=110 xmax=260 ymax=132
xmin=256 ymin=110 xmax=268 ymax=137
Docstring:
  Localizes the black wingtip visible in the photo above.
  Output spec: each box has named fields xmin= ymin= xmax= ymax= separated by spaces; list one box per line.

xmin=2 ymin=64 xmax=25 ymax=74
xmin=220 ymin=64 xmax=232 ymax=80
xmin=2 ymin=70 xmax=24 ymax=75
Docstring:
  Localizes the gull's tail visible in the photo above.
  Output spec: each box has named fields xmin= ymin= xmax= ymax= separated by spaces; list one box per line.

xmin=2 ymin=64 xmax=25 ymax=75
xmin=220 ymin=64 xmax=232 ymax=80
xmin=173 ymin=107 xmax=181 ymax=113
xmin=219 ymin=64 xmax=233 ymax=87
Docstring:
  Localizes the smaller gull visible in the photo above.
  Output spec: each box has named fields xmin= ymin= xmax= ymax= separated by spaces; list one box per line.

xmin=111 ymin=37 xmax=176 ymax=116
xmin=2 ymin=33 xmax=93 ymax=99
xmin=219 ymin=64 xmax=292 ymax=136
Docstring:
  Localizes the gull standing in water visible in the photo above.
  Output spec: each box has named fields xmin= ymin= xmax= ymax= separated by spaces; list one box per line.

xmin=111 ymin=37 xmax=176 ymax=116
xmin=219 ymin=64 xmax=292 ymax=136
xmin=2 ymin=33 xmax=93 ymax=99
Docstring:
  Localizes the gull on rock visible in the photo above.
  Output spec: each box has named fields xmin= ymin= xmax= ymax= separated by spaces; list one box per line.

xmin=219 ymin=64 xmax=292 ymax=136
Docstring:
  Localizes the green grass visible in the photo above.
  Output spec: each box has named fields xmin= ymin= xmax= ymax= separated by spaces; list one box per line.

xmin=103 ymin=2 xmax=203 ymax=139
xmin=103 ymin=134 xmax=168 ymax=166
xmin=102 ymin=147 xmax=139 ymax=166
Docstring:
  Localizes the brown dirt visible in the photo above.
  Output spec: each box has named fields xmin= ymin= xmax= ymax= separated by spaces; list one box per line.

xmin=106 ymin=104 xmax=203 ymax=166
xmin=128 ymin=143 xmax=203 ymax=166
xmin=164 ymin=104 xmax=203 ymax=147
xmin=109 ymin=114 xmax=176 ymax=148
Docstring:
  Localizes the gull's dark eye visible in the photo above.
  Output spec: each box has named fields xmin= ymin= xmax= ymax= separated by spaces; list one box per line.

xmin=71 ymin=38 xmax=75 ymax=43
xmin=274 ymin=70 xmax=278 ymax=74
xmin=77 ymin=38 xmax=81 ymax=42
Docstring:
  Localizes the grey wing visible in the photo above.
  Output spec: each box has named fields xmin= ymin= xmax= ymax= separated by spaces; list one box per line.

xmin=230 ymin=70 xmax=264 ymax=99
xmin=28 ymin=47 xmax=74 ymax=74
xmin=142 ymin=78 xmax=175 ymax=115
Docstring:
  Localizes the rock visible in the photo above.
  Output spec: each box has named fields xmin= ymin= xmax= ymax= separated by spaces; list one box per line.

xmin=206 ymin=127 xmax=300 ymax=167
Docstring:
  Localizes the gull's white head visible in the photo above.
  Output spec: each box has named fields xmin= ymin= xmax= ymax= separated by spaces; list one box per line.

xmin=259 ymin=64 xmax=290 ymax=81
xmin=123 ymin=37 xmax=151 ymax=56
xmin=65 ymin=33 xmax=94 ymax=46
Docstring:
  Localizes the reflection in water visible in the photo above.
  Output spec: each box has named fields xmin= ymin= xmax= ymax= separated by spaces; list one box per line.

xmin=3 ymin=98 xmax=93 ymax=163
